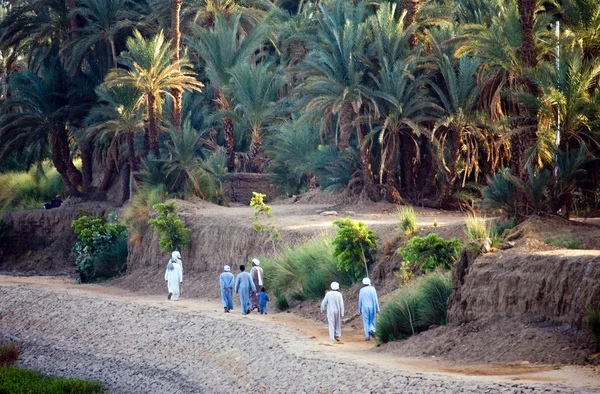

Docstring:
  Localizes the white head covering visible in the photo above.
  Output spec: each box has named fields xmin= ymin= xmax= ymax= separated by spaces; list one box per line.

xmin=362 ymin=277 xmax=371 ymax=285
xmin=252 ymin=258 xmax=260 ymax=266
xmin=224 ymin=265 xmax=231 ymax=272
xmin=330 ymin=282 xmax=340 ymax=290
xmin=172 ymin=251 xmax=181 ymax=260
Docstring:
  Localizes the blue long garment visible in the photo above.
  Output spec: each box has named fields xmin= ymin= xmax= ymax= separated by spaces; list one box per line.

xmin=358 ymin=285 xmax=380 ymax=339
xmin=258 ymin=291 xmax=270 ymax=314
xmin=220 ymin=271 xmax=235 ymax=310
xmin=234 ymin=272 xmax=256 ymax=315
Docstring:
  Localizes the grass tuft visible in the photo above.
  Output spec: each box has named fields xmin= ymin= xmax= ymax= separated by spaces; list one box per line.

xmin=585 ymin=306 xmax=600 ymax=352
xmin=544 ymin=234 xmax=583 ymax=249
xmin=464 ymin=213 xmax=490 ymax=242
xmin=0 ymin=367 xmax=105 ymax=393
xmin=376 ymin=272 xmax=452 ymax=344
xmin=398 ymin=206 xmax=417 ymax=236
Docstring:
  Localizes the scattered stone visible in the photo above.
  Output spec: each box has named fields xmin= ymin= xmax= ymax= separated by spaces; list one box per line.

xmin=319 ymin=211 xmax=338 ymax=216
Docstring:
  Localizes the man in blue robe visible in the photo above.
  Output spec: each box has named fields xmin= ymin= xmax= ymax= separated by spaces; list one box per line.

xmin=220 ymin=265 xmax=235 ymax=313
xmin=235 ymin=265 xmax=256 ymax=315
xmin=358 ymin=277 xmax=380 ymax=341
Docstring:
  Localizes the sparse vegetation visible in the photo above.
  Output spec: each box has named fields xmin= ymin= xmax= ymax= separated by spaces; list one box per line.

xmin=464 ymin=214 xmax=490 ymax=243
xmin=544 ymin=235 xmax=583 ymax=250
xmin=399 ymin=234 xmax=462 ymax=273
xmin=0 ymin=342 xmax=19 ymax=367
xmin=332 ymin=218 xmax=378 ymax=280
xmin=122 ymin=183 xmax=166 ymax=241
xmin=0 ymin=367 xmax=105 ymax=394
xmin=148 ymin=202 xmax=191 ymax=253
xmin=584 ymin=306 xmax=600 ymax=352
xmin=377 ymin=272 xmax=452 ymax=344
xmin=261 ymin=235 xmax=353 ymax=301
xmin=398 ymin=207 xmax=417 ymax=236
xmin=250 ymin=192 xmax=281 ymax=244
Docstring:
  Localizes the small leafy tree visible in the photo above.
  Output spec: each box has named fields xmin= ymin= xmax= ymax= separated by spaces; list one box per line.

xmin=399 ymin=233 xmax=462 ymax=272
xmin=72 ymin=214 xmax=128 ymax=283
xmin=148 ymin=202 xmax=190 ymax=253
xmin=332 ymin=218 xmax=378 ymax=280
xmin=250 ymin=192 xmax=281 ymax=245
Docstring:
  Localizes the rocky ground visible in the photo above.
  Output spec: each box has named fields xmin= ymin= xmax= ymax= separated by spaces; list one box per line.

xmin=1 ymin=279 xmax=599 ymax=394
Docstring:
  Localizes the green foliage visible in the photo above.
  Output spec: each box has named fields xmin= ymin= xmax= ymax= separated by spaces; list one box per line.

xmin=72 ymin=214 xmax=128 ymax=283
xmin=310 ymin=146 xmax=361 ymax=193
xmin=376 ymin=272 xmax=452 ymax=344
xmin=0 ymin=163 xmax=67 ymax=214
xmin=544 ymin=235 xmax=583 ymax=249
xmin=0 ymin=342 xmax=19 ymax=367
xmin=584 ymin=306 xmax=600 ymax=352
xmin=249 ymin=192 xmax=281 ymax=241
xmin=332 ymin=218 xmax=378 ymax=280
xmin=148 ymin=202 xmax=190 ymax=253
xmin=399 ymin=233 xmax=462 ymax=272
xmin=0 ymin=367 xmax=105 ymax=394
xmin=398 ymin=207 xmax=417 ymax=236
xmin=275 ymin=294 xmax=290 ymax=311
xmin=261 ymin=235 xmax=353 ymax=300
xmin=122 ymin=183 xmax=166 ymax=240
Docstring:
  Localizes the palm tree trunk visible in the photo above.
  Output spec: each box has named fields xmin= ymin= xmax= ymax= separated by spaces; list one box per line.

xmin=402 ymin=0 xmax=422 ymax=48
xmin=517 ymin=0 xmax=537 ymax=68
xmin=50 ymin=131 xmax=79 ymax=196
xmin=98 ymin=141 xmax=119 ymax=191
xmin=110 ymin=39 xmax=118 ymax=68
xmin=440 ymin=128 xmax=461 ymax=204
xmin=127 ymin=130 xmax=137 ymax=171
xmin=385 ymin=134 xmax=402 ymax=203
xmin=216 ymin=89 xmax=235 ymax=172
xmin=400 ymin=133 xmax=416 ymax=195
xmin=251 ymin=128 xmax=262 ymax=173
xmin=338 ymin=105 xmax=353 ymax=151
xmin=80 ymin=142 xmax=94 ymax=193
xmin=170 ymin=0 xmax=183 ymax=132
xmin=357 ymin=124 xmax=380 ymax=201
xmin=68 ymin=0 xmax=79 ymax=33
xmin=147 ymin=93 xmax=160 ymax=157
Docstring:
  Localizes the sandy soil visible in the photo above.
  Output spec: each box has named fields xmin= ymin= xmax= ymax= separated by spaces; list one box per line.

xmin=1 ymin=275 xmax=599 ymax=393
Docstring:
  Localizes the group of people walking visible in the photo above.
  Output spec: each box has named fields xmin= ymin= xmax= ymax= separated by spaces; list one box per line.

xmin=165 ymin=252 xmax=380 ymax=343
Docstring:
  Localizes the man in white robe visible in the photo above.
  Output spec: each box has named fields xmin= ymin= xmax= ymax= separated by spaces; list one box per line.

xmin=165 ymin=259 xmax=183 ymax=301
xmin=321 ymin=282 xmax=344 ymax=342
xmin=250 ymin=258 xmax=264 ymax=311
xmin=358 ymin=277 xmax=380 ymax=341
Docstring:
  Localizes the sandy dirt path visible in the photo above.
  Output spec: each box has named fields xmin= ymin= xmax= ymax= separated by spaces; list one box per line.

xmin=1 ymin=275 xmax=599 ymax=393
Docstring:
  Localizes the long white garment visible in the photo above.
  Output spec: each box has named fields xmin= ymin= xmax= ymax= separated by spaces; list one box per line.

xmin=169 ymin=252 xmax=183 ymax=275
xmin=358 ymin=285 xmax=380 ymax=339
xmin=321 ymin=290 xmax=344 ymax=341
xmin=165 ymin=262 xmax=183 ymax=301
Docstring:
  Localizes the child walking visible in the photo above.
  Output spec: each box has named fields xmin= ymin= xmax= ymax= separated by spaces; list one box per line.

xmin=257 ymin=287 xmax=270 ymax=315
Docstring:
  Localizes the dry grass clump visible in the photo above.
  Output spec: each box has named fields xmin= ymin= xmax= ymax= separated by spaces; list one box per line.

xmin=398 ymin=206 xmax=417 ymax=236
xmin=122 ymin=183 xmax=166 ymax=242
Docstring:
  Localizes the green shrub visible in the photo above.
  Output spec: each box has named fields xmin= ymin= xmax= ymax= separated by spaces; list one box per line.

xmin=584 ymin=306 xmax=600 ymax=352
xmin=544 ymin=235 xmax=583 ymax=249
xmin=275 ymin=294 xmax=290 ymax=311
xmin=261 ymin=235 xmax=353 ymax=300
xmin=86 ymin=235 xmax=128 ymax=280
xmin=72 ymin=214 xmax=128 ymax=283
xmin=376 ymin=272 xmax=452 ymax=344
xmin=480 ymin=168 xmax=517 ymax=216
xmin=250 ymin=192 xmax=281 ymax=243
xmin=332 ymin=218 xmax=378 ymax=280
xmin=399 ymin=233 xmax=462 ymax=272
xmin=398 ymin=207 xmax=417 ymax=236
xmin=0 ymin=342 xmax=19 ymax=367
xmin=123 ymin=183 xmax=167 ymax=240
xmin=0 ymin=367 xmax=105 ymax=393
xmin=148 ymin=202 xmax=190 ymax=253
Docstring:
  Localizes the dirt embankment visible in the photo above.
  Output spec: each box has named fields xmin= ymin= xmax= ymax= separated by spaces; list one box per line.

xmin=0 ymin=202 xmax=117 ymax=273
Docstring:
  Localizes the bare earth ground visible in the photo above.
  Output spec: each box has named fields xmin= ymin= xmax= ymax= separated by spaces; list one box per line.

xmin=1 ymin=275 xmax=599 ymax=393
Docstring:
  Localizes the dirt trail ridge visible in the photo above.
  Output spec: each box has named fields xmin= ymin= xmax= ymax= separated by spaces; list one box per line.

xmin=1 ymin=276 xmax=599 ymax=393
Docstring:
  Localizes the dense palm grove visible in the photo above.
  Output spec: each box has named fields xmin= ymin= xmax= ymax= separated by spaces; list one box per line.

xmin=1 ymin=0 xmax=600 ymax=216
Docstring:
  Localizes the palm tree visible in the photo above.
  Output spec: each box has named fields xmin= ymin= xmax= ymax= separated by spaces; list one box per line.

xmin=0 ymin=63 xmax=82 ymax=195
xmin=296 ymin=1 xmax=380 ymax=200
xmin=188 ymin=13 xmax=268 ymax=171
xmin=104 ymin=30 xmax=203 ymax=157
xmin=84 ymin=84 xmax=144 ymax=190
xmin=560 ymin=0 xmax=600 ymax=58
xmin=227 ymin=62 xmax=286 ymax=172
xmin=61 ymin=0 xmax=136 ymax=72
xmin=183 ymin=0 xmax=272 ymax=29
xmin=401 ymin=0 xmax=421 ymax=47
xmin=170 ymin=0 xmax=183 ymax=132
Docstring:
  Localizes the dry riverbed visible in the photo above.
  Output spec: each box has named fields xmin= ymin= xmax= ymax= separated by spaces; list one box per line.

xmin=1 ymin=276 xmax=599 ymax=393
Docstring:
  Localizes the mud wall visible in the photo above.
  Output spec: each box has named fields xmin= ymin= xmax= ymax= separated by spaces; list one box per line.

xmin=448 ymin=250 xmax=600 ymax=327
xmin=0 ymin=203 xmax=116 ymax=272
xmin=223 ymin=173 xmax=278 ymax=204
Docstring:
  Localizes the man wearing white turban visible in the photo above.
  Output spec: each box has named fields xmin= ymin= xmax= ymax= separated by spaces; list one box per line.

xmin=249 ymin=258 xmax=264 ymax=311
xmin=220 ymin=265 xmax=235 ymax=313
xmin=320 ymin=282 xmax=344 ymax=342
xmin=165 ymin=252 xmax=183 ymax=301
xmin=358 ymin=277 xmax=380 ymax=341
